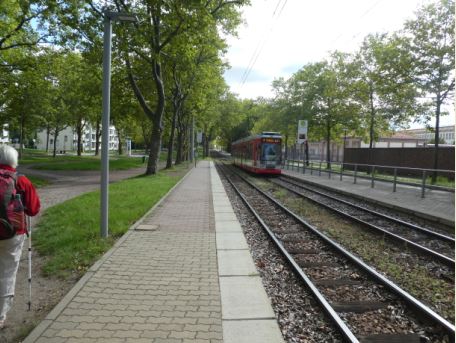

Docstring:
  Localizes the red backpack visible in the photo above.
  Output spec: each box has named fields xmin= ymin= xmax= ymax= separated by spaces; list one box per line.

xmin=0 ymin=170 xmax=25 ymax=240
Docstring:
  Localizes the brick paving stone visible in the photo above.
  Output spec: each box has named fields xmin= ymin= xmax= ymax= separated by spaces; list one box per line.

xmin=36 ymin=338 xmax=68 ymax=343
xmin=49 ymin=322 xmax=79 ymax=331
xmin=141 ymin=330 xmax=170 ymax=339
xmin=169 ymin=330 xmax=197 ymax=339
xmin=84 ymin=331 xmax=114 ymax=339
xmin=25 ymin=162 xmax=222 ymax=343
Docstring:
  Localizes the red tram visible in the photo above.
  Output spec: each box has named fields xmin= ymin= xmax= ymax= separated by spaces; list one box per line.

xmin=232 ymin=132 xmax=282 ymax=175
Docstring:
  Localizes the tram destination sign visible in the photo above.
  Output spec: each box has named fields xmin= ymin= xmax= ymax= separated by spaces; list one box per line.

xmin=262 ymin=138 xmax=281 ymax=143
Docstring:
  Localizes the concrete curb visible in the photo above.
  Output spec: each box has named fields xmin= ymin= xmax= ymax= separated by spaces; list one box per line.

xmin=210 ymin=162 xmax=284 ymax=343
xmin=23 ymin=165 xmax=194 ymax=343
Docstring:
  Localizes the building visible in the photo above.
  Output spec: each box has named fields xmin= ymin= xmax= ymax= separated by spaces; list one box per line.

xmin=36 ymin=124 xmax=118 ymax=153
xmin=398 ymin=125 xmax=455 ymax=145
xmin=358 ymin=132 xmax=426 ymax=148
xmin=290 ymin=132 xmax=427 ymax=162
xmin=0 ymin=125 xmax=9 ymax=144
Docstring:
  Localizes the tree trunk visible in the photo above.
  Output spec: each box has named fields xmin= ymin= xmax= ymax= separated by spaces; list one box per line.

xmin=204 ymin=132 xmax=211 ymax=157
xmin=144 ymin=57 xmax=166 ymax=175
xmin=76 ymin=122 xmax=83 ymax=156
xmin=175 ymin=127 xmax=183 ymax=165
xmin=146 ymin=121 xmax=162 ymax=175
xmin=95 ymin=120 xmax=101 ymax=156
xmin=45 ymin=125 xmax=50 ymax=153
xmin=183 ymin=124 xmax=189 ymax=161
xmin=19 ymin=112 xmax=24 ymax=159
xmin=166 ymin=107 xmax=178 ymax=169
xmin=432 ymin=95 xmax=442 ymax=184
xmin=118 ymin=141 xmax=122 ymax=155
xmin=52 ymin=129 xmax=59 ymax=158
xmin=368 ymin=84 xmax=375 ymax=172
xmin=117 ymin=129 xmax=123 ymax=155
xmin=326 ymin=119 xmax=331 ymax=169
xmin=284 ymin=135 xmax=288 ymax=160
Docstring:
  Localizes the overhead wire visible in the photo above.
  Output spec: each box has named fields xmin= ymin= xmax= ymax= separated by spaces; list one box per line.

xmin=330 ymin=0 xmax=384 ymax=46
xmin=239 ymin=0 xmax=284 ymax=85
xmin=239 ymin=0 xmax=288 ymax=87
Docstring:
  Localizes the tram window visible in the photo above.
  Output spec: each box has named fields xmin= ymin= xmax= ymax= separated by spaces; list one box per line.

xmin=262 ymin=143 xmax=280 ymax=161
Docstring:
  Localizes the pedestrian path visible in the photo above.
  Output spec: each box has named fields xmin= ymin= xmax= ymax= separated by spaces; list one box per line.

xmin=24 ymin=161 xmax=283 ymax=343
xmin=282 ymin=166 xmax=455 ymax=227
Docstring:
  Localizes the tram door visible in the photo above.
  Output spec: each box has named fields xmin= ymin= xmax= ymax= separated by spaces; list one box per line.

xmin=254 ymin=142 xmax=260 ymax=167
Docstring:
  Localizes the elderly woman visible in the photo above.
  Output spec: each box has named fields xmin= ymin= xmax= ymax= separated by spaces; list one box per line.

xmin=0 ymin=145 xmax=40 ymax=329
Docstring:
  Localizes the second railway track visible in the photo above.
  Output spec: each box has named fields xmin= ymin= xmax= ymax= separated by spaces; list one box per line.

xmin=217 ymin=162 xmax=454 ymax=343
xmin=270 ymin=175 xmax=455 ymax=268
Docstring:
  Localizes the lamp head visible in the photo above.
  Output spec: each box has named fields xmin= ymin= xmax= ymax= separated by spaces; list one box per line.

xmin=104 ymin=10 xmax=138 ymax=23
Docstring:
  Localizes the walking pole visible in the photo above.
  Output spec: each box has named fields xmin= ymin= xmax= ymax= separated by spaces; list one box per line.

xmin=27 ymin=215 xmax=32 ymax=311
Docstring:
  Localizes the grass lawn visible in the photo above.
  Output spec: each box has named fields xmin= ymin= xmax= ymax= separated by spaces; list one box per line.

xmin=34 ymin=165 xmax=190 ymax=278
xmin=29 ymin=156 xmax=146 ymax=171
xmin=27 ymin=175 xmax=50 ymax=188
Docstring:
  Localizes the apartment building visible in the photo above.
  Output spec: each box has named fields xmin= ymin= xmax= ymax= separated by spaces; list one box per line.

xmin=36 ymin=124 xmax=118 ymax=153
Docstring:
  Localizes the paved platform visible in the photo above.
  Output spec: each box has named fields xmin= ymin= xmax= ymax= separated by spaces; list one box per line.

xmin=282 ymin=166 xmax=455 ymax=227
xmin=24 ymin=161 xmax=283 ymax=343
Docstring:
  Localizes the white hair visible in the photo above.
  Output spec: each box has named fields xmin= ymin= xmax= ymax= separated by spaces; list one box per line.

xmin=0 ymin=144 xmax=18 ymax=168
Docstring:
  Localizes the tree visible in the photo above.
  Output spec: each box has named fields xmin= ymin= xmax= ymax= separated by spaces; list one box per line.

xmin=352 ymin=34 xmax=418 ymax=166
xmin=291 ymin=54 xmax=356 ymax=168
xmin=120 ymin=0 xmax=247 ymax=174
xmin=2 ymin=52 xmax=55 ymax=158
xmin=403 ymin=0 xmax=455 ymax=182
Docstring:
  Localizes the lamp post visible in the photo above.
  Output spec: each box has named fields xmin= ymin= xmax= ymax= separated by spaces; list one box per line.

xmin=101 ymin=10 xmax=138 ymax=238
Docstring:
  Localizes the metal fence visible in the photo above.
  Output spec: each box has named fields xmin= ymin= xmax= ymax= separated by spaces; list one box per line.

xmin=282 ymin=159 xmax=455 ymax=198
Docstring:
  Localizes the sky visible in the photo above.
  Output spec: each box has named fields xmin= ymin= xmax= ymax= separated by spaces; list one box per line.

xmin=223 ymin=0 xmax=455 ymax=128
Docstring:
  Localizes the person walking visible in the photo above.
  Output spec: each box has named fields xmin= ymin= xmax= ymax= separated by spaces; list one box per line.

xmin=0 ymin=145 xmax=40 ymax=329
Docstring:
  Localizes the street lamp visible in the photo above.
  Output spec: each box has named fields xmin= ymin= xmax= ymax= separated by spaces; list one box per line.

xmin=101 ymin=10 xmax=138 ymax=238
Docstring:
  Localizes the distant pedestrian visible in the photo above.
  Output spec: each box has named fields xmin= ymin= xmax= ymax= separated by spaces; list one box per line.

xmin=0 ymin=145 xmax=40 ymax=329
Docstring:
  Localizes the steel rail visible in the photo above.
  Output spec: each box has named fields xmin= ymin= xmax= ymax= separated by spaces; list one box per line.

xmin=271 ymin=178 xmax=455 ymax=268
xmin=223 ymin=163 xmax=456 ymax=337
xmin=279 ymin=175 xmax=454 ymax=243
xmin=217 ymin=164 xmax=359 ymax=343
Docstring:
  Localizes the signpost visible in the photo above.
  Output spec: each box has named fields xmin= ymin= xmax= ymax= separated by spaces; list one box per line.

xmin=297 ymin=120 xmax=309 ymax=166
xmin=297 ymin=120 xmax=308 ymax=144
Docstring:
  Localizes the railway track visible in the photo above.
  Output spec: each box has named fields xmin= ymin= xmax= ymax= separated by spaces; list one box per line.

xmin=270 ymin=175 xmax=455 ymax=269
xmin=217 ymin=162 xmax=454 ymax=343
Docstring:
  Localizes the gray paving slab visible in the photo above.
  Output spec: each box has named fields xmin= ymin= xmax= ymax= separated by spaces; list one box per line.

xmin=214 ymin=205 xmax=235 ymax=213
xmin=218 ymin=250 xmax=259 ymax=276
xmin=213 ymin=200 xmax=233 ymax=207
xmin=223 ymin=320 xmax=284 ymax=343
xmin=215 ymin=221 xmax=243 ymax=233
xmin=219 ymin=277 xmax=276 ymax=320
xmin=216 ymin=232 xmax=249 ymax=250
xmin=214 ymin=212 xmax=239 ymax=222
xmin=283 ymin=168 xmax=455 ymax=226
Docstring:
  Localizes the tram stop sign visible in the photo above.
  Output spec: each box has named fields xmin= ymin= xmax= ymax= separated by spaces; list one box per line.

xmin=297 ymin=120 xmax=308 ymax=144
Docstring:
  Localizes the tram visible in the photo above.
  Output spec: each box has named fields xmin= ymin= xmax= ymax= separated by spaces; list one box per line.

xmin=232 ymin=132 xmax=282 ymax=175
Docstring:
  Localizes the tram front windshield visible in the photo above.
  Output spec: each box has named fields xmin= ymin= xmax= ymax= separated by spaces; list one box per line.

xmin=261 ymin=143 xmax=280 ymax=162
